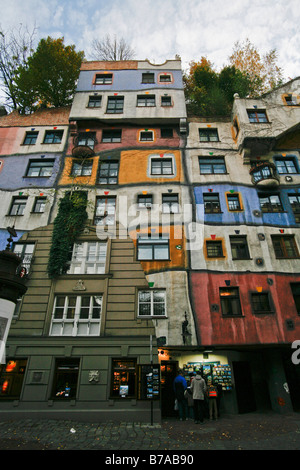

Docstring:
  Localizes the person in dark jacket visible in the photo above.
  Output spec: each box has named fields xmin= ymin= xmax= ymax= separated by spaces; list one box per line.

xmin=173 ymin=370 xmax=188 ymax=420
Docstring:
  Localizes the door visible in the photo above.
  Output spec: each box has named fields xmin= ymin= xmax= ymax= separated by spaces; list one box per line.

xmin=232 ymin=361 xmax=256 ymax=413
xmin=160 ymin=361 xmax=178 ymax=417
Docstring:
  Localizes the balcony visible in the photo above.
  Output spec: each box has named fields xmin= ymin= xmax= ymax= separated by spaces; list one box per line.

xmin=249 ymin=162 xmax=280 ymax=188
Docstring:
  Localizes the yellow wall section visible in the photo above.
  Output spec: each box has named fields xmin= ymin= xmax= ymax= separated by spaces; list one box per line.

xmin=119 ymin=150 xmax=183 ymax=184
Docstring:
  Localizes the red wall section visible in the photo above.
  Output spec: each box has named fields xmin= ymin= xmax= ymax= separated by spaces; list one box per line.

xmin=190 ymin=272 xmax=300 ymax=347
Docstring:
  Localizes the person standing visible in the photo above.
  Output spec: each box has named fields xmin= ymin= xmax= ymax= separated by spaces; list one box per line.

xmin=173 ymin=370 xmax=188 ymax=421
xmin=191 ymin=371 xmax=207 ymax=424
xmin=207 ymin=379 xmax=218 ymax=420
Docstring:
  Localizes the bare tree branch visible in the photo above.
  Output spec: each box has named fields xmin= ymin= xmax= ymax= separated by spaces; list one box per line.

xmin=91 ymin=34 xmax=135 ymax=61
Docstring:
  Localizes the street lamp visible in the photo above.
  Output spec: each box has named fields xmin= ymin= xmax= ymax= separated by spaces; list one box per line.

xmin=0 ymin=228 xmax=27 ymax=363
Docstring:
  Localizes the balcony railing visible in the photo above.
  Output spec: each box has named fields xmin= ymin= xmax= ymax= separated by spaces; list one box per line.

xmin=249 ymin=162 xmax=280 ymax=188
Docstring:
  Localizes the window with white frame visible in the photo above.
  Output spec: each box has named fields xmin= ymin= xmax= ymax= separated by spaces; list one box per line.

xmin=162 ymin=193 xmax=179 ymax=213
xmin=12 ymin=243 xmax=35 ymax=273
xmin=66 ymin=241 xmax=107 ymax=274
xmin=138 ymin=290 xmax=166 ymax=317
xmin=137 ymin=236 xmax=169 ymax=260
xmin=50 ymin=295 xmax=103 ymax=336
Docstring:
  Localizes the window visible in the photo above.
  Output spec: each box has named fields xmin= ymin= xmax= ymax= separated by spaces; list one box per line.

xmin=161 ymin=96 xmax=172 ymax=107
xmin=71 ymin=160 xmax=93 ymax=177
xmin=137 ymin=236 xmax=169 ymax=260
xmin=199 ymin=128 xmax=219 ymax=142
xmin=32 ymin=196 xmax=47 ymax=213
xmin=140 ymin=131 xmax=154 ymax=141
xmin=106 ymin=96 xmax=124 ymax=114
xmin=50 ymin=295 xmax=102 ymax=336
xmin=23 ymin=131 xmax=38 ymax=145
xmin=161 ymin=128 xmax=173 ymax=138
xmin=288 ymin=194 xmax=300 ymax=223
xmin=9 ymin=197 xmax=27 ymax=216
xmin=26 ymin=159 xmax=54 ymax=177
xmin=142 ymin=72 xmax=155 ymax=83
xmin=151 ymin=158 xmax=173 ymax=175
xmin=219 ymin=287 xmax=242 ymax=316
xmin=98 ymin=160 xmax=119 ymax=184
xmin=95 ymin=73 xmax=113 ymax=84
xmin=12 ymin=243 xmax=35 ymax=272
xmin=43 ymin=130 xmax=63 ymax=144
xmin=0 ymin=359 xmax=27 ymax=400
xmin=285 ymin=94 xmax=298 ymax=106
xmin=275 ymin=158 xmax=298 ymax=174
xmin=102 ymin=129 xmax=122 ymax=142
xmin=111 ymin=359 xmax=137 ymax=398
xmin=291 ymin=284 xmax=300 ymax=315
xmin=230 ymin=236 xmax=250 ymax=260
xmin=159 ymin=74 xmax=172 ymax=83
xmin=251 ymin=293 xmax=272 ymax=314
xmin=77 ymin=132 xmax=96 ymax=149
xmin=162 ymin=194 xmax=179 ymax=213
xmin=271 ymin=235 xmax=300 ymax=259
xmin=138 ymin=290 xmax=166 ymax=317
xmin=259 ymin=194 xmax=284 ymax=212
xmin=206 ymin=240 xmax=224 ymax=258
xmin=51 ymin=358 xmax=80 ymax=399
xmin=88 ymin=95 xmax=102 ymax=107
xmin=199 ymin=157 xmax=226 ymax=174
xmin=138 ymin=194 xmax=152 ymax=208
xmin=94 ymin=196 xmax=116 ymax=225
xmin=247 ymin=110 xmax=268 ymax=123
xmin=137 ymin=95 xmax=155 ymax=107
xmin=251 ymin=164 xmax=277 ymax=183
xmin=227 ymin=194 xmax=241 ymax=211
xmin=67 ymin=241 xmax=107 ymax=274
xmin=203 ymin=193 xmax=221 ymax=213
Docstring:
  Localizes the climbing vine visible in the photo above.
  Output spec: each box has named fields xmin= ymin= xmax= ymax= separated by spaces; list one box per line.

xmin=47 ymin=191 xmax=88 ymax=278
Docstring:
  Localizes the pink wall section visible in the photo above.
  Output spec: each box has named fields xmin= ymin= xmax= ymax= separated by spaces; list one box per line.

xmin=0 ymin=128 xmax=21 ymax=155
xmin=190 ymin=272 xmax=300 ymax=347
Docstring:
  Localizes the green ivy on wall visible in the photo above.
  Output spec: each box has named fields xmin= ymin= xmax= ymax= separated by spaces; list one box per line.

xmin=47 ymin=191 xmax=88 ymax=278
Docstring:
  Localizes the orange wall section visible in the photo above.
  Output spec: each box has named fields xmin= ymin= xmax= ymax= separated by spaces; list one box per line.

xmin=58 ymin=156 xmax=99 ymax=186
xmin=118 ymin=149 xmax=184 ymax=184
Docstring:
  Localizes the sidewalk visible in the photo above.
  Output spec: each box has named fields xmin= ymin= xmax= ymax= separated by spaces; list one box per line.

xmin=0 ymin=411 xmax=299 ymax=450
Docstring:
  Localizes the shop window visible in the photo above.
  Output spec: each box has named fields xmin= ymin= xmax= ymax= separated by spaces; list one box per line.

xmin=230 ymin=236 xmax=250 ymax=260
xmin=111 ymin=359 xmax=137 ymax=398
xmin=271 ymin=235 xmax=300 ymax=259
xmin=162 ymin=193 xmax=179 ymax=213
xmin=12 ymin=243 xmax=35 ymax=273
xmin=98 ymin=160 xmax=119 ymax=184
xmin=106 ymin=96 xmax=124 ymax=114
xmin=251 ymin=292 xmax=273 ymax=314
xmin=9 ymin=196 xmax=27 ymax=216
xmin=138 ymin=290 xmax=166 ymax=317
xmin=0 ymin=359 xmax=27 ymax=399
xmin=95 ymin=73 xmax=113 ymax=84
xmin=50 ymin=295 xmax=103 ymax=336
xmin=206 ymin=240 xmax=224 ymax=258
xmin=247 ymin=109 xmax=268 ymax=123
xmin=32 ymin=196 xmax=47 ymax=213
xmin=94 ymin=196 xmax=116 ymax=225
xmin=137 ymin=236 xmax=169 ymax=260
xmin=219 ymin=287 xmax=242 ymax=316
xmin=291 ymin=283 xmax=300 ymax=315
xmin=259 ymin=194 xmax=284 ymax=212
xmin=102 ymin=129 xmax=122 ymax=142
xmin=142 ymin=72 xmax=155 ymax=84
xmin=26 ymin=159 xmax=54 ymax=177
xmin=88 ymin=95 xmax=102 ymax=107
xmin=71 ymin=160 xmax=93 ymax=177
xmin=203 ymin=193 xmax=221 ymax=213
xmin=23 ymin=131 xmax=38 ymax=145
xmin=288 ymin=194 xmax=300 ymax=223
xmin=199 ymin=157 xmax=226 ymax=174
xmin=66 ymin=241 xmax=107 ymax=274
xmin=43 ymin=130 xmax=63 ymax=144
xmin=199 ymin=128 xmax=219 ymax=142
xmin=51 ymin=358 xmax=80 ymax=399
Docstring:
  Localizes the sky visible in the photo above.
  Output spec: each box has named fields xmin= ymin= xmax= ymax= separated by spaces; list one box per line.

xmin=1 ymin=0 xmax=300 ymax=81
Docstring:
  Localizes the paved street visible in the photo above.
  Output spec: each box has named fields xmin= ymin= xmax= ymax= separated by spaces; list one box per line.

xmin=0 ymin=411 xmax=299 ymax=451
